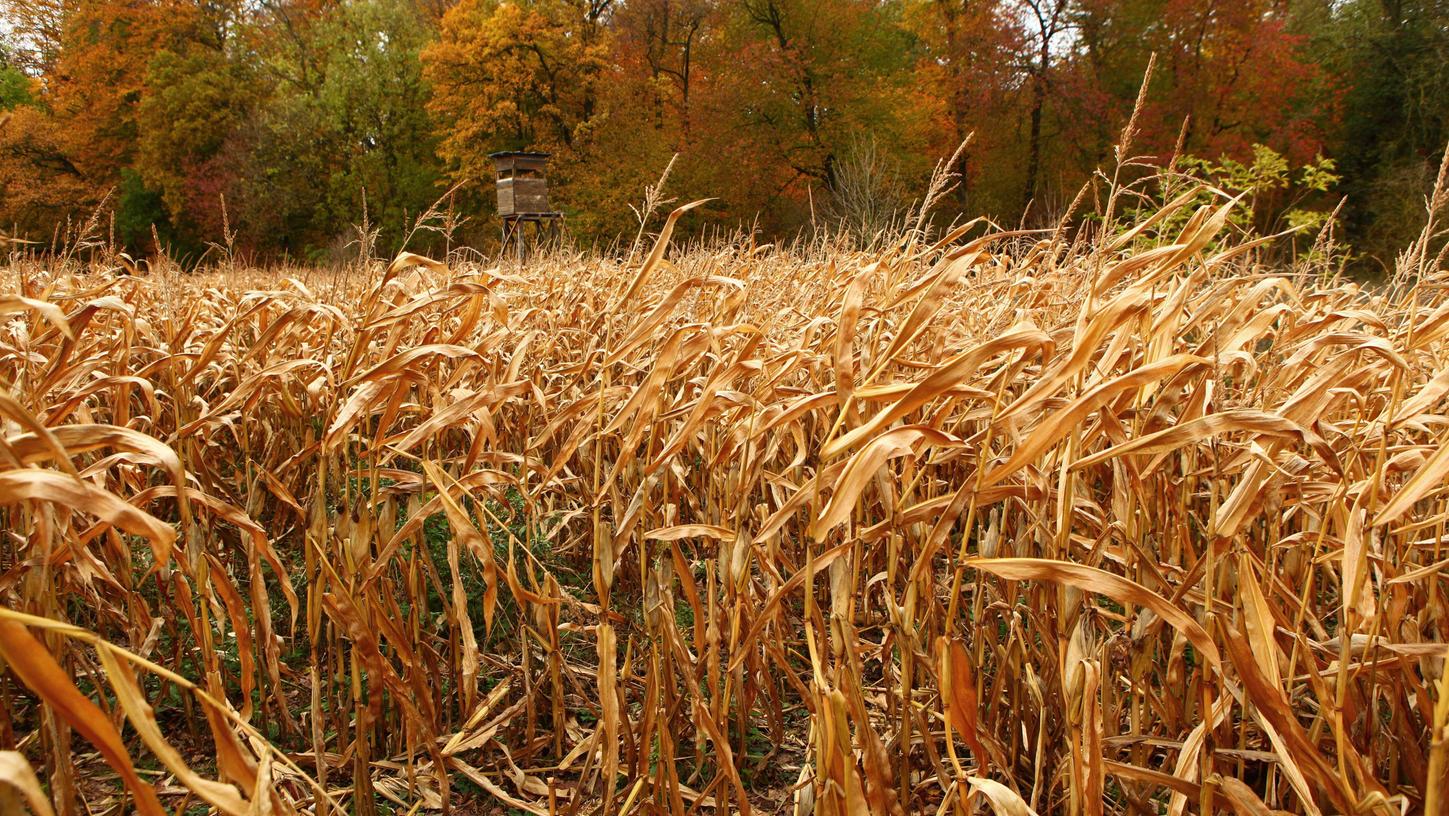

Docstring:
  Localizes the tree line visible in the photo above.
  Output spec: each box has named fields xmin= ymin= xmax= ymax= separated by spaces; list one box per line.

xmin=0 ymin=0 xmax=1445 ymax=268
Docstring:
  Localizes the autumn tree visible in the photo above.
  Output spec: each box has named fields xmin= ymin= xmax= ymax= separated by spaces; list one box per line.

xmin=689 ymin=0 xmax=928 ymax=231
xmin=1064 ymin=0 xmax=1331 ymax=167
xmin=0 ymin=0 xmax=66 ymax=74
xmin=0 ymin=101 xmax=96 ymax=241
xmin=904 ymin=0 xmax=1022 ymax=215
xmin=130 ymin=0 xmax=263 ymax=251
xmin=611 ymin=0 xmax=709 ymax=138
xmin=53 ymin=0 xmax=205 ymax=189
xmin=423 ymin=0 xmax=613 ymax=182
xmin=0 ymin=0 xmax=217 ymax=248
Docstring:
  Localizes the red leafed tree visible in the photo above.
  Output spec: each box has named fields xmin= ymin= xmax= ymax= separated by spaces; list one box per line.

xmin=905 ymin=0 xmax=1026 ymax=216
xmin=1064 ymin=0 xmax=1334 ymax=168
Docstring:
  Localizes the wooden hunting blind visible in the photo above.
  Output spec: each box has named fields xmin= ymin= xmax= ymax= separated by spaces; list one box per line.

xmin=490 ymin=151 xmax=551 ymax=216
xmin=489 ymin=150 xmax=561 ymax=259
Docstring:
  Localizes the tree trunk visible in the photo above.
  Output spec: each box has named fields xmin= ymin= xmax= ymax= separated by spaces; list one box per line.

xmin=1023 ymin=68 xmax=1045 ymax=215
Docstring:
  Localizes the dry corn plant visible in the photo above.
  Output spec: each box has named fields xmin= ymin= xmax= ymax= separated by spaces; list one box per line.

xmin=1 ymin=163 xmax=1449 ymax=816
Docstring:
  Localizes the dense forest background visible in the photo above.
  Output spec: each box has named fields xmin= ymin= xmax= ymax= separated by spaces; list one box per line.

xmin=0 ymin=0 xmax=1445 ymax=267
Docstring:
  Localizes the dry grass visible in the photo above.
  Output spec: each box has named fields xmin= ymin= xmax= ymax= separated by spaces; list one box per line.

xmin=1 ymin=182 xmax=1448 ymax=816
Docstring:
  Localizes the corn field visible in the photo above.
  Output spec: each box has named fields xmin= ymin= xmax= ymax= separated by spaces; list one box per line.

xmin=2 ymin=183 xmax=1449 ymax=816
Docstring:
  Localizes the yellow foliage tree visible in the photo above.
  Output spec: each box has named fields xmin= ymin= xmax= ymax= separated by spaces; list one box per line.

xmin=422 ymin=0 xmax=613 ymax=186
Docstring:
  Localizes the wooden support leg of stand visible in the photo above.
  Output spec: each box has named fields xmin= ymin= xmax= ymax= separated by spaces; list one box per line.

xmin=501 ymin=217 xmax=524 ymax=263
xmin=500 ymin=214 xmax=562 ymax=263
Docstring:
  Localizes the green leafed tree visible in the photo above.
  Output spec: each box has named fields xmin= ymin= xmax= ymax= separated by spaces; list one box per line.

xmin=0 ymin=45 xmax=32 ymax=109
xmin=1310 ymin=0 xmax=1449 ymax=267
xmin=314 ymin=0 xmax=443 ymax=250
xmin=233 ymin=0 xmax=443 ymax=257
xmin=135 ymin=43 xmax=261 ymax=251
